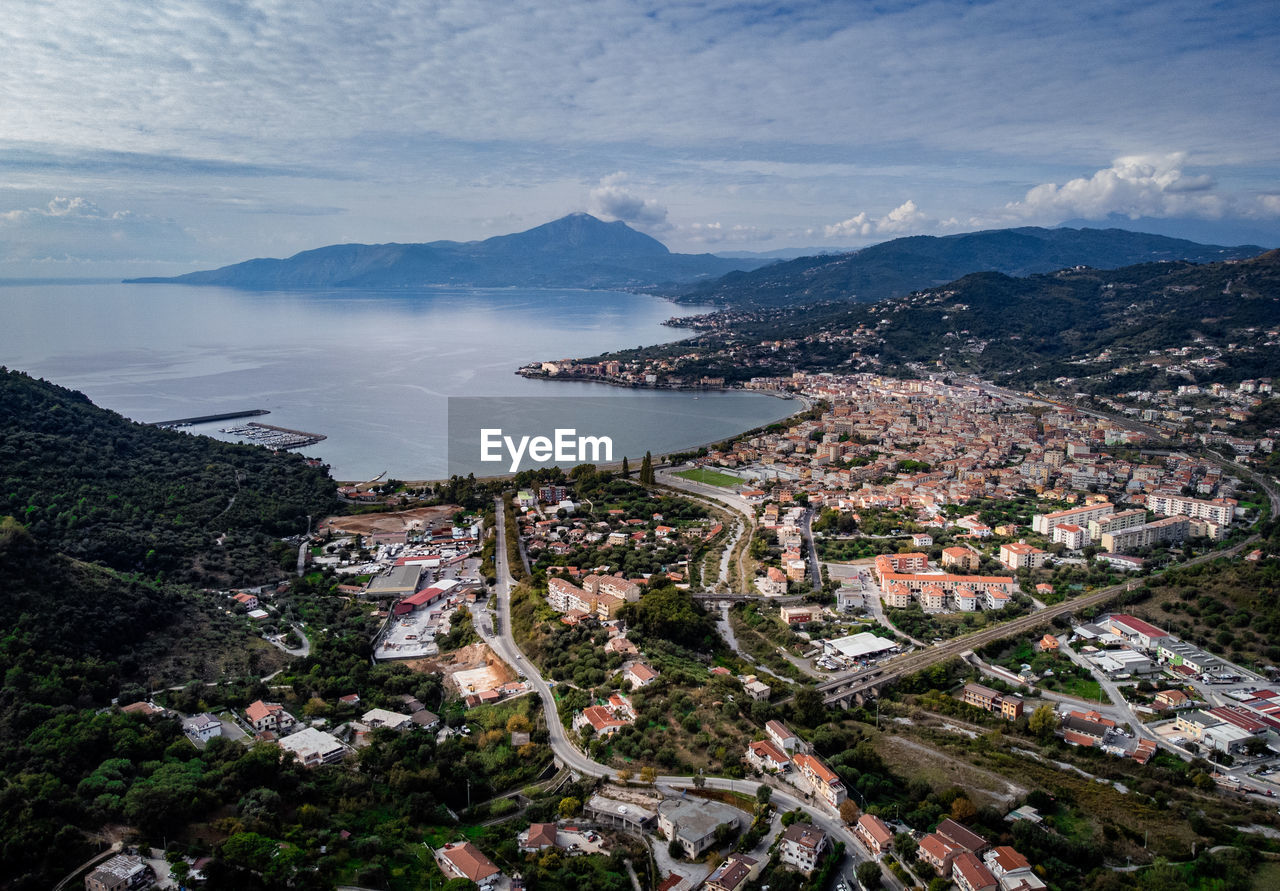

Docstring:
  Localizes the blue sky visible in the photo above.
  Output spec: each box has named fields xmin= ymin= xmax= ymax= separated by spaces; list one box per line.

xmin=2 ymin=0 xmax=1278 ymax=276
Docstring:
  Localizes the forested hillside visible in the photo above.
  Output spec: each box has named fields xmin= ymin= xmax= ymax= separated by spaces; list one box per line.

xmin=674 ymin=226 xmax=1264 ymax=308
xmin=609 ymin=250 xmax=1280 ymax=394
xmin=0 ymin=367 xmax=336 ymax=584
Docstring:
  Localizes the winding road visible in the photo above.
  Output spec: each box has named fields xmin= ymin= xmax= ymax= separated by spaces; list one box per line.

xmin=483 ymin=496 xmax=901 ymax=890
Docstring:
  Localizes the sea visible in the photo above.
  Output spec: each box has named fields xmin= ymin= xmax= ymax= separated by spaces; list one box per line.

xmin=0 ymin=281 xmax=800 ymax=480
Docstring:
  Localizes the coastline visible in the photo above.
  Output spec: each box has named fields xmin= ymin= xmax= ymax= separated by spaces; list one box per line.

xmin=338 ymin=388 xmax=813 ymax=487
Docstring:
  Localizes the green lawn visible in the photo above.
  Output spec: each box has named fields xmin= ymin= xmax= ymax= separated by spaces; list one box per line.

xmin=676 ymin=467 xmax=742 ymax=488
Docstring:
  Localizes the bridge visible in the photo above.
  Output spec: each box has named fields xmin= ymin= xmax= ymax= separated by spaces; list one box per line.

xmin=818 ymin=536 xmax=1258 ymax=707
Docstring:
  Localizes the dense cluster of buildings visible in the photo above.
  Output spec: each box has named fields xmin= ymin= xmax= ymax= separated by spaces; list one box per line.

xmin=873 ymin=552 xmax=1017 ymax=613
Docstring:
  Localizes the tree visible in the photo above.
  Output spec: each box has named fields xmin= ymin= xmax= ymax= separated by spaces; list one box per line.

xmin=856 ymin=861 xmax=883 ymax=889
xmin=839 ymin=799 xmax=860 ymax=824
xmin=668 ymin=837 xmax=683 ymax=860
xmin=755 ymin=784 xmax=772 ymax=807
xmin=558 ymin=796 xmax=582 ymax=819
xmin=506 ymin=714 xmax=531 ymax=733
xmin=622 ymin=456 xmax=630 ymax=477
xmin=693 ymin=773 xmax=706 ymax=789
xmin=950 ymin=796 xmax=977 ymax=822
xmin=895 ymin=831 xmax=918 ymax=862
xmin=617 ymin=768 xmax=633 ymax=784
xmin=640 ymin=766 xmax=657 ymax=784
xmin=1029 ymin=704 xmax=1057 ymax=740
xmin=640 ymin=452 xmax=654 ymax=485
xmin=792 ymin=689 xmax=826 ymax=727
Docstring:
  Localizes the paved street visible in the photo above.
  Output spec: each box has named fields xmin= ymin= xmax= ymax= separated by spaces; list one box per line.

xmin=485 ymin=495 xmax=903 ymax=890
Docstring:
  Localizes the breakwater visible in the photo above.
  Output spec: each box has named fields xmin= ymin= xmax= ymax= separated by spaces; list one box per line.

xmin=151 ymin=409 xmax=269 ymax=428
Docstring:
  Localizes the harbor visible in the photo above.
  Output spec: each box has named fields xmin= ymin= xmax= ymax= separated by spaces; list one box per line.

xmin=220 ymin=421 xmax=327 ymax=450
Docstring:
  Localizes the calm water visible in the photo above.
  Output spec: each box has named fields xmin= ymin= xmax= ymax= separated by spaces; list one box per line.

xmin=0 ymin=282 xmax=798 ymax=479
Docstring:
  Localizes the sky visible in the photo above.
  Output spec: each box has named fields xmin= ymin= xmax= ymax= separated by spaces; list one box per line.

xmin=2 ymin=0 xmax=1279 ymax=276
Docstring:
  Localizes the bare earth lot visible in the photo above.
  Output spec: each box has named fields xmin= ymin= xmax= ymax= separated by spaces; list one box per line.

xmin=318 ymin=505 xmax=459 ymax=537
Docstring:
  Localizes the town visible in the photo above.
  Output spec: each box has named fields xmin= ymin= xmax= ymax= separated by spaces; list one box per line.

xmin=37 ymin=371 xmax=1280 ymax=891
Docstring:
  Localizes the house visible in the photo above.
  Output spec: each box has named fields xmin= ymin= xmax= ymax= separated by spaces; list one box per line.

xmin=962 ymin=683 xmax=1023 ymax=720
xmin=999 ymin=543 xmax=1048 ymax=571
xmin=779 ymin=606 xmax=814 ymax=625
xmin=411 ymin=709 xmax=441 ymax=731
xmin=794 ymin=752 xmax=847 ymax=808
xmin=182 ymin=713 xmax=222 ymax=744
xmin=245 ymin=700 xmax=296 ymax=735
xmin=519 ymin=822 xmax=559 ymax=852
xmin=1155 ymin=689 xmax=1191 ymax=709
xmin=658 ymin=797 xmax=742 ymax=858
xmin=278 ymin=727 xmax=346 ymax=766
xmin=942 ymin=547 xmax=980 ymax=571
xmin=232 ymin=592 xmax=259 ymax=610
xmin=742 ymin=677 xmax=771 ymax=700
xmin=983 ymin=846 xmax=1032 ymax=881
xmin=780 ymin=823 xmax=829 ymax=874
xmin=604 ymin=636 xmax=639 ymax=656
xmin=361 ymin=708 xmax=414 ymax=731
xmin=586 ymin=793 xmax=657 ymax=831
xmin=953 ymin=851 xmax=998 ymax=891
xmin=766 ymin=719 xmax=808 ymax=753
xmin=745 ymin=739 xmax=791 ymax=773
xmin=855 ymin=813 xmax=893 ymax=856
xmin=1061 ymin=710 xmax=1115 ymax=747
xmin=85 ymin=854 xmax=152 ymax=891
xmin=438 ymin=841 xmax=501 ymax=887
xmin=919 ymin=832 xmax=962 ymax=876
xmin=704 ymin=853 xmax=762 ymax=891
xmin=626 ymin=662 xmax=660 ymax=689
xmin=574 ymin=706 xmax=626 ymax=736
xmin=936 ymin=818 xmax=989 ymax=854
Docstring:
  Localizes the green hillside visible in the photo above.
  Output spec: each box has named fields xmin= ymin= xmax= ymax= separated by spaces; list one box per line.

xmin=0 ymin=367 xmax=336 ymax=584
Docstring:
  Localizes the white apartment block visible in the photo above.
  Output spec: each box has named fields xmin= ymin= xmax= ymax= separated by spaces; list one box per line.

xmin=1088 ymin=509 xmax=1147 ymax=540
xmin=1146 ymin=493 xmax=1235 ymax=526
xmin=1031 ymin=502 xmax=1114 ymax=535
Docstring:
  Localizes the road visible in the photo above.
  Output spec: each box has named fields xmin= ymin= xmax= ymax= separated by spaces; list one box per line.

xmin=801 ymin=508 xmax=823 ymax=592
xmin=831 ymin=562 xmax=927 ymax=648
xmin=656 ymin=467 xmax=756 ymax=593
xmin=485 ymin=496 xmax=901 ymax=890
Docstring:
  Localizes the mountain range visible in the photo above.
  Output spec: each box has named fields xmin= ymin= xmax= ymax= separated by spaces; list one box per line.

xmin=126 ymin=213 xmax=770 ymax=290
xmin=129 ymin=214 xmax=1268 ymax=306
xmin=673 ymin=226 xmax=1267 ymax=308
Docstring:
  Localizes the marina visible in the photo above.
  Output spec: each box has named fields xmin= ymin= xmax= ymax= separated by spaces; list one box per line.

xmin=220 ymin=421 xmax=327 ymax=450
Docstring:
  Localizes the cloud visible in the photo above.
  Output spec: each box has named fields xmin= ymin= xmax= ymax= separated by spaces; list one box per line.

xmin=0 ymin=195 xmax=198 ymax=266
xmin=588 ymin=173 xmax=668 ymax=227
xmin=1004 ymin=153 xmax=1226 ymax=220
xmin=678 ymin=220 xmax=774 ymax=245
xmin=825 ymin=200 xmax=930 ymax=239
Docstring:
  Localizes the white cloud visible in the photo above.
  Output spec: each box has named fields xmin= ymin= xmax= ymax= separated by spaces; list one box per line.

xmin=0 ymin=195 xmax=198 ymax=268
xmin=678 ymin=220 xmax=773 ymax=245
xmin=825 ymin=201 xmax=930 ymax=239
xmin=1004 ymin=153 xmax=1226 ymax=220
xmin=588 ymin=173 xmax=668 ymax=227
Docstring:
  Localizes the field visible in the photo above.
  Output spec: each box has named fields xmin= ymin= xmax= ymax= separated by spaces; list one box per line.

xmin=675 ymin=467 xmax=742 ymax=488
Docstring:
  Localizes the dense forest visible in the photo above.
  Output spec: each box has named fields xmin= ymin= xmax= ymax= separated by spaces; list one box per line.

xmin=0 ymin=368 xmax=337 ymax=584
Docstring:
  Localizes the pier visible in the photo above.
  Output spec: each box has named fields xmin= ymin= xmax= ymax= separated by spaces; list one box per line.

xmin=150 ymin=409 xmax=269 ymax=428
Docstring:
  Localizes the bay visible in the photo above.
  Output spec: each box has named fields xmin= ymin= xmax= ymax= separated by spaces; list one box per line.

xmin=0 ymin=282 xmax=799 ymax=479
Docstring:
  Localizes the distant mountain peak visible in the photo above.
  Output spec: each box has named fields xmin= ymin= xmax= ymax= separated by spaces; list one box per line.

xmin=125 ymin=213 xmax=757 ymax=289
